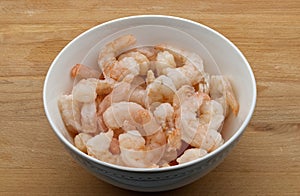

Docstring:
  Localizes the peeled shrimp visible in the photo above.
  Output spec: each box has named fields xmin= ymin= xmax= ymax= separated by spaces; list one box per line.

xmin=176 ymin=148 xmax=207 ymax=164
xmin=118 ymin=51 xmax=150 ymax=75
xmin=210 ymin=75 xmax=239 ymax=116
xmin=109 ymin=57 xmax=140 ymax=81
xmin=71 ymin=64 xmax=101 ymax=79
xmin=58 ymin=94 xmax=81 ymax=134
xmin=146 ymin=75 xmax=176 ymax=104
xmin=86 ymin=129 xmax=123 ymax=165
xmin=173 ymin=85 xmax=209 ymax=145
xmin=72 ymin=78 xmax=98 ymax=103
xmin=156 ymin=44 xmax=205 ymax=89
xmin=98 ymin=35 xmax=139 ymax=81
xmin=74 ymin=133 xmax=92 ymax=153
xmin=80 ymin=102 xmax=98 ymax=134
xmin=153 ymin=103 xmax=174 ymax=131
xmin=103 ymin=102 xmax=161 ymax=136
xmin=199 ymin=100 xmax=224 ymax=131
xmin=155 ymin=50 xmax=176 ymax=75
xmin=132 ymin=46 xmax=158 ymax=61
xmin=200 ymin=129 xmax=224 ymax=152
xmin=119 ymin=130 xmax=166 ymax=168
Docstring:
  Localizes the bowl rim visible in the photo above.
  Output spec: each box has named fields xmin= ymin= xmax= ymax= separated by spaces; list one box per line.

xmin=43 ymin=14 xmax=257 ymax=172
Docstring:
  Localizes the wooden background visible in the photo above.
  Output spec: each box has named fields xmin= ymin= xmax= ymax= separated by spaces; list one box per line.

xmin=0 ymin=0 xmax=299 ymax=195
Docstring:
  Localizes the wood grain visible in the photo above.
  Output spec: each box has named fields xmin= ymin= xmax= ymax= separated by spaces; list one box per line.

xmin=0 ymin=0 xmax=299 ymax=195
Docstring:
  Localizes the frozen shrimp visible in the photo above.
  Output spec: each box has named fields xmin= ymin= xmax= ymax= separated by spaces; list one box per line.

xmin=119 ymin=130 xmax=166 ymax=168
xmin=71 ymin=64 xmax=101 ymax=79
xmin=118 ymin=51 xmax=150 ymax=75
xmin=103 ymin=101 xmax=161 ymax=136
xmin=176 ymin=148 xmax=207 ymax=164
xmin=210 ymin=75 xmax=239 ymax=116
xmin=74 ymin=133 xmax=92 ymax=153
xmin=86 ymin=129 xmax=123 ymax=165
xmin=98 ymin=35 xmax=139 ymax=81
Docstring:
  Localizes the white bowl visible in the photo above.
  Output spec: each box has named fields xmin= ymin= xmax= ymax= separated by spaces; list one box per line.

xmin=43 ymin=15 xmax=256 ymax=192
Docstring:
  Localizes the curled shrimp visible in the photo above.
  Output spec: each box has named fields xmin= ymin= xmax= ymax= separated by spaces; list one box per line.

xmin=119 ymin=130 xmax=166 ymax=168
xmin=156 ymin=44 xmax=205 ymax=89
xmin=173 ymin=85 xmax=209 ymax=145
xmin=103 ymin=101 xmax=161 ymax=136
xmin=81 ymin=102 xmax=98 ymax=134
xmin=72 ymin=78 xmax=115 ymax=103
xmin=155 ymin=50 xmax=176 ymax=75
xmin=86 ymin=129 xmax=124 ymax=165
xmin=153 ymin=103 xmax=175 ymax=131
xmin=176 ymin=148 xmax=207 ymax=164
xmin=118 ymin=51 xmax=150 ymax=75
xmin=210 ymin=75 xmax=239 ymax=116
xmin=98 ymin=35 xmax=140 ymax=81
xmin=71 ymin=64 xmax=101 ymax=79
xmin=132 ymin=46 xmax=158 ymax=61
xmin=97 ymin=76 xmax=147 ymax=118
xmin=74 ymin=133 xmax=92 ymax=153
xmin=58 ymin=94 xmax=81 ymax=135
xmin=146 ymin=75 xmax=176 ymax=104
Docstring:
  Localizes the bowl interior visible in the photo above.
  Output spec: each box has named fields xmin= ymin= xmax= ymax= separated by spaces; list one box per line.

xmin=44 ymin=15 xmax=256 ymax=166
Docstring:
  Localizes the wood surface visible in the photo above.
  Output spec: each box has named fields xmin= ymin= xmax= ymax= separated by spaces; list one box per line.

xmin=0 ymin=0 xmax=299 ymax=195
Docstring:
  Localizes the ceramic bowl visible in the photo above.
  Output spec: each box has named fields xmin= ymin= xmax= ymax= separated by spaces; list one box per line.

xmin=43 ymin=15 xmax=256 ymax=192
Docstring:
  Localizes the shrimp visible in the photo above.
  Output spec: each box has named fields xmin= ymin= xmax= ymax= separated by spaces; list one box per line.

xmin=108 ymin=57 xmax=140 ymax=81
xmin=86 ymin=129 xmax=123 ymax=165
xmin=199 ymin=100 xmax=224 ymax=131
xmin=58 ymin=94 xmax=81 ymax=134
xmin=132 ymin=46 xmax=158 ymax=61
xmin=118 ymin=51 xmax=150 ymax=75
xmin=146 ymin=75 xmax=176 ymax=104
xmin=97 ymin=77 xmax=147 ymax=118
xmin=74 ymin=133 xmax=92 ymax=153
xmin=96 ymin=77 xmax=115 ymax=96
xmin=156 ymin=44 xmax=205 ymax=89
xmin=72 ymin=78 xmax=98 ymax=103
xmin=200 ymin=129 xmax=224 ymax=152
xmin=159 ymin=128 xmax=182 ymax=164
xmin=210 ymin=75 xmax=239 ymax=116
xmin=98 ymin=35 xmax=139 ymax=81
xmin=155 ymin=51 xmax=176 ymax=75
xmin=81 ymin=102 xmax=98 ymax=134
xmin=71 ymin=64 xmax=101 ymax=79
xmin=173 ymin=85 xmax=209 ymax=145
xmin=103 ymin=102 xmax=161 ymax=136
xmin=153 ymin=103 xmax=174 ymax=131
xmin=118 ymin=130 xmax=166 ymax=168
xmin=187 ymin=100 xmax=225 ymax=149
xmin=176 ymin=148 xmax=207 ymax=164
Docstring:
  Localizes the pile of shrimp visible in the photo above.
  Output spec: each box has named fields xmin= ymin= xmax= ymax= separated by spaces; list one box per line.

xmin=58 ymin=34 xmax=239 ymax=168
